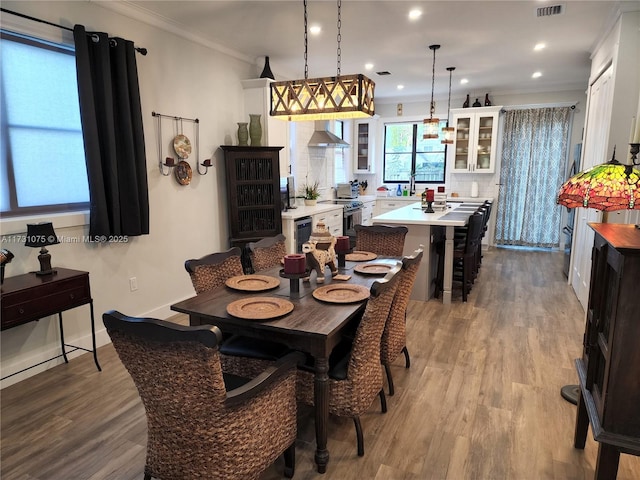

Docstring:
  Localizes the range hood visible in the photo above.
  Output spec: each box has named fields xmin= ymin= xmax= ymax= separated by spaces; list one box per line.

xmin=308 ymin=121 xmax=350 ymax=148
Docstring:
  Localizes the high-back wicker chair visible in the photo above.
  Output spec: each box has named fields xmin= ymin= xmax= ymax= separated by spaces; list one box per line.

xmin=354 ymin=224 xmax=408 ymax=256
xmin=184 ymin=247 xmax=244 ymax=294
xmin=248 ymin=234 xmax=287 ymax=272
xmin=103 ymin=310 xmax=302 ymax=480
xmin=295 ymin=263 xmax=402 ymax=457
xmin=381 ymin=247 xmax=423 ymax=396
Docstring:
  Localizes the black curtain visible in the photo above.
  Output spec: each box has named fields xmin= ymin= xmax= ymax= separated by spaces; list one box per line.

xmin=73 ymin=25 xmax=149 ymax=238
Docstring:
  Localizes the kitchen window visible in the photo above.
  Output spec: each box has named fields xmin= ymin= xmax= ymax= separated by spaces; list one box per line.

xmin=1 ymin=30 xmax=89 ymax=218
xmin=382 ymin=120 xmax=447 ymax=184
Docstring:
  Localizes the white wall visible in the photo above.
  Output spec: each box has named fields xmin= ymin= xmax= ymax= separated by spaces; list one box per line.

xmin=0 ymin=1 xmax=254 ymax=386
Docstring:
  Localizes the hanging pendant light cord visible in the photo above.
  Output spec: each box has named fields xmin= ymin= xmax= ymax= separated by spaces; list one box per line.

xmin=336 ymin=0 xmax=342 ymax=77
xmin=446 ymin=67 xmax=455 ymax=124
xmin=428 ymin=45 xmax=440 ymax=119
xmin=303 ymin=0 xmax=309 ymax=79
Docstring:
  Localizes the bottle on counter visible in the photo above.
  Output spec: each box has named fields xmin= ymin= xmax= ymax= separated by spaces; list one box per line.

xmin=402 ymin=186 xmax=408 ymax=196
xmin=463 ymin=94 xmax=470 ymax=108
xmin=396 ymin=184 xmax=402 ymax=196
xmin=484 ymin=93 xmax=491 ymax=106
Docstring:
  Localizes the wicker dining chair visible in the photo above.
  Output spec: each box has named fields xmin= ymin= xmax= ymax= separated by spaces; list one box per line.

xmin=184 ymin=247 xmax=290 ymax=376
xmin=381 ymin=247 xmax=423 ymax=396
xmin=184 ymin=247 xmax=244 ymax=294
xmin=248 ymin=234 xmax=287 ymax=272
xmin=103 ymin=310 xmax=303 ymax=480
xmin=354 ymin=224 xmax=408 ymax=256
xmin=295 ymin=262 xmax=402 ymax=457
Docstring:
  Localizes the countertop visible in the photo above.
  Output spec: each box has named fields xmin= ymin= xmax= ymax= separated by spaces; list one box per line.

xmin=372 ymin=202 xmax=474 ymax=226
xmin=281 ymin=195 xmax=378 ymax=220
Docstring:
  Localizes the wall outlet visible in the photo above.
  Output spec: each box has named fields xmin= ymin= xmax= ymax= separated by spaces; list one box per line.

xmin=129 ymin=277 xmax=138 ymax=292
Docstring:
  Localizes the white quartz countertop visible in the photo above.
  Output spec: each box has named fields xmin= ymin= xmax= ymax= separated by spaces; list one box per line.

xmin=281 ymin=201 xmax=344 ymax=220
xmin=372 ymin=202 xmax=472 ymax=226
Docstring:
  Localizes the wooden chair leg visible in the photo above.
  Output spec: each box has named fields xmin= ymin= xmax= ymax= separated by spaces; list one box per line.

xmin=379 ymin=389 xmax=387 ymax=413
xmin=402 ymin=346 xmax=411 ymax=368
xmin=353 ymin=416 xmax=365 ymax=456
xmin=144 ymin=474 xmax=152 ymax=480
xmin=384 ymin=363 xmax=395 ymax=396
xmin=284 ymin=441 xmax=296 ymax=478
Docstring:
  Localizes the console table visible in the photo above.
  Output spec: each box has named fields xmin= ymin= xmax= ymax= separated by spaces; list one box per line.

xmin=1 ymin=268 xmax=101 ymax=380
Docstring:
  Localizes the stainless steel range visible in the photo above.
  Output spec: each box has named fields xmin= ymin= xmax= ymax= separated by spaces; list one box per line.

xmin=319 ymin=200 xmax=363 ymax=247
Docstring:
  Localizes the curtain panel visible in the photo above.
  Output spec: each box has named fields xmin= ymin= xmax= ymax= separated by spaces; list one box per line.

xmin=495 ymin=107 xmax=571 ymax=247
xmin=73 ymin=25 xmax=149 ymax=238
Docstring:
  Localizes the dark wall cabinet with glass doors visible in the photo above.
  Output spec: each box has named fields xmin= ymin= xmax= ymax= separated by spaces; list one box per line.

xmin=573 ymin=223 xmax=640 ymax=479
xmin=221 ymin=146 xmax=283 ymax=247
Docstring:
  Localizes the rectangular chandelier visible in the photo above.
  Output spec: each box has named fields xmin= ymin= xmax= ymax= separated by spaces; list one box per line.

xmin=270 ymin=73 xmax=375 ymax=121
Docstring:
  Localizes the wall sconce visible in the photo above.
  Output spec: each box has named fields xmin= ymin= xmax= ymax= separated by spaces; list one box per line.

xmin=160 ymin=157 xmax=176 ymax=176
xmin=1 ymin=248 xmax=14 ymax=284
xmin=198 ymin=159 xmax=212 ymax=175
xmin=25 ymin=222 xmax=59 ymax=276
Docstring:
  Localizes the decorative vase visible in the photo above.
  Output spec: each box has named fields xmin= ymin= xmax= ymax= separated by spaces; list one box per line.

xmin=304 ymin=199 xmax=317 ymax=206
xmin=249 ymin=114 xmax=262 ymax=146
xmin=237 ymin=122 xmax=248 ymax=146
xmin=260 ymin=56 xmax=275 ymax=80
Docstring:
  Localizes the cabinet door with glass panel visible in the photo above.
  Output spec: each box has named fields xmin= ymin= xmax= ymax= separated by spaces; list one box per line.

xmin=450 ymin=106 xmax=501 ymax=173
xmin=354 ymin=119 xmax=375 ymax=173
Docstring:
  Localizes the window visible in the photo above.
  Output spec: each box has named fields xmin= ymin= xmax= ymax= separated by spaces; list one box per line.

xmin=1 ymin=30 xmax=89 ymax=217
xmin=333 ymin=120 xmax=347 ymax=184
xmin=383 ymin=120 xmax=447 ymax=184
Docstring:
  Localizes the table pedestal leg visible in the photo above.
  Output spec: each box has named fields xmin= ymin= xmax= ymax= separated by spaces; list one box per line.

xmin=442 ymin=225 xmax=454 ymax=304
xmin=314 ymin=356 xmax=330 ymax=473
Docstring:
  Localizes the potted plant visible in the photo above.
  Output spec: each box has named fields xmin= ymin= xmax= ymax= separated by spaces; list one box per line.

xmin=300 ymin=180 xmax=320 ymax=206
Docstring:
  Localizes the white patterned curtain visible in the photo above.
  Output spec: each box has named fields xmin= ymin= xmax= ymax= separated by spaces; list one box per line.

xmin=495 ymin=107 xmax=572 ymax=247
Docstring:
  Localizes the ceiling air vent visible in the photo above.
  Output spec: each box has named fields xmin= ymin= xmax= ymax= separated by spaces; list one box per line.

xmin=376 ymin=71 xmax=391 ymax=76
xmin=536 ymin=4 xmax=564 ymax=17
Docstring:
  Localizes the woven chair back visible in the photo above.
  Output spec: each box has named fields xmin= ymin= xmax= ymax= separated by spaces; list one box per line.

xmin=354 ymin=225 xmax=408 ymax=256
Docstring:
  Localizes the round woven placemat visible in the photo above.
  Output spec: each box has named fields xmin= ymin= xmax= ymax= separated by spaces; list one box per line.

xmin=312 ymin=284 xmax=370 ymax=304
xmin=345 ymin=251 xmax=378 ymax=262
xmin=354 ymin=262 xmax=393 ymax=275
xmin=225 ymin=275 xmax=280 ymax=292
xmin=226 ymin=297 xmax=293 ymax=320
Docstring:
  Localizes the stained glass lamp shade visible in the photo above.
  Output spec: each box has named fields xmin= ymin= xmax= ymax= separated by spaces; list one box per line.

xmin=557 ymin=158 xmax=640 ymax=211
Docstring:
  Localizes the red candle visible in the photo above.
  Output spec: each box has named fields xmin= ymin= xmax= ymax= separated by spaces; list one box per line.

xmin=284 ymin=254 xmax=306 ymax=274
xmin=335 ymin=236 xmax=350 ymax=253
xmin=165 ymin=157 xmax=175 ymax=167
xmin=426 ymin=189 xmax=435 ymax=202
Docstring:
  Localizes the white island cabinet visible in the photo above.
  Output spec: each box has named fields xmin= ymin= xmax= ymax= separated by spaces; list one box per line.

xmin=372 ymin=203 xmax=471 ymax=304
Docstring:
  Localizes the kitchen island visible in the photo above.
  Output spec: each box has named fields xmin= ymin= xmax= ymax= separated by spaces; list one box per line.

xmin=372 ymin=201 xmax=486 ymax=304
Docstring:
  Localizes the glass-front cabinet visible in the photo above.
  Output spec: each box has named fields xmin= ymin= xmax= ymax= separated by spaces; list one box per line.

xmin=353 ymin=119 xmax=375 ymax=173
xmin=449 ymin=106 xmax=501 ymax=173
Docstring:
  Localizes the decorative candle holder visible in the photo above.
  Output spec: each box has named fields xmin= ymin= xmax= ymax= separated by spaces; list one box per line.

xmin=197 ymin=158 xmax=212 ymax=175
xmin=160 ymin=156 xmax=177 ymax=176
xmin=334 ymin=236 xmax=352 ymax=268
xmin=279 ymin=269 xmax=309 ymax=296
xmin=423 ymin=201 xmax=435 ymax=213
xmin=630 ymin=143 xmax=639 ymax=165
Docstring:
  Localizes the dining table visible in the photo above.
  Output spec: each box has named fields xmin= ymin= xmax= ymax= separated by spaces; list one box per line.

xmin=170 ymin=257 xmax=400 ymax=474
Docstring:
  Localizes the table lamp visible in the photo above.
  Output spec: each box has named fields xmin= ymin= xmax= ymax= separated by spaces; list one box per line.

xmin=25 ymin=222 xmax=60 ymax=276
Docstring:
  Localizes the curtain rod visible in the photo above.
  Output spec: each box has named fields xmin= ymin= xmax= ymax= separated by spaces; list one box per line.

xmin=0 ymin=7 xmax=148 ymax=55
xmin=501 ymin=102 xmax=577 ymax=112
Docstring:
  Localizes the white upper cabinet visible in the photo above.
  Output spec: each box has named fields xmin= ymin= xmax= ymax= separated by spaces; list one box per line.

xmin=449 ymin=106 xmax=501 ymax=173
xmin=353 ymin=119 xmax=376 ymax=174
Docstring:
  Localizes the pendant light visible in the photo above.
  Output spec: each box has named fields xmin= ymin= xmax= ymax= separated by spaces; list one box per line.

xmin=441 ymin=66 xmax=456 ymax=144
xmin=270 ymin=0 xmax=375 ymax=121
xmin=423 ymin=44 xmax=441 ymax=139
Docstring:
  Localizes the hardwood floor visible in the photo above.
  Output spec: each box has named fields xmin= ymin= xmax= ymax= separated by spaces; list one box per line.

xmin=2 ymin=248 xmax=639 ymax=479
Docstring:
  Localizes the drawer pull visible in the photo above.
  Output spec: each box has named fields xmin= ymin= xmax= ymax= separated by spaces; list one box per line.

xmin=19 ymin=308 xmax=24 ymax=314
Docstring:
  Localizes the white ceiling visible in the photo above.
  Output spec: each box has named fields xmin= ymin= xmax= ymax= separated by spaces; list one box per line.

xmin=119 ymin=1 xmax=637 ymax=103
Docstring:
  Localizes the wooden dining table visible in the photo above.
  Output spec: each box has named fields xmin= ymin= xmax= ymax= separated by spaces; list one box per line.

xmin=170 ymin=258 xmax=399 ymax=474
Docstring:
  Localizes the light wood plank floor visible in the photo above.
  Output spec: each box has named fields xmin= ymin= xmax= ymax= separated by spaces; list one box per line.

xmin=2 ymin=248 xmax=639 ymax=479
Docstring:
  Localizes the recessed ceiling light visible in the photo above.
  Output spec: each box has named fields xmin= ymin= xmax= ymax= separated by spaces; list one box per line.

xmin=365 ymin=63 xmax=374 ymax=70
xmin=408 ymin=9 xmax=422 ymax=20
xmin=460 ymin=78 xmax=469 ymax=85
xmin=532 ymin=71 xmax=542 ymax=78
xmin=534 ymin=43 xmax=546 ymax=51
xmin=397 ymin=84 xmax=405 ymax=90
xmin=309 ymin=25 xmax=321 ymax=35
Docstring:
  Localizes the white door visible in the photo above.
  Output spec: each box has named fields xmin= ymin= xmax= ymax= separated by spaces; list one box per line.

xmin=571 ymin=64 xmax=613 ymax=309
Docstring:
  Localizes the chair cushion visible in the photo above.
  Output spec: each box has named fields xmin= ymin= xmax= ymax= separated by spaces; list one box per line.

xmin=222 ymin=372 xmax=252 ymax=391
xmin=219 ymin=334 xmax=291 ymax=360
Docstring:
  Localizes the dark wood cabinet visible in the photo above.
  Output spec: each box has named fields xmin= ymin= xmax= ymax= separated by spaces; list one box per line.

xmin=573 ymin=223 xmax=640 ymax=479
xmin=221 ymin=146 xmax=283 ymax=245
